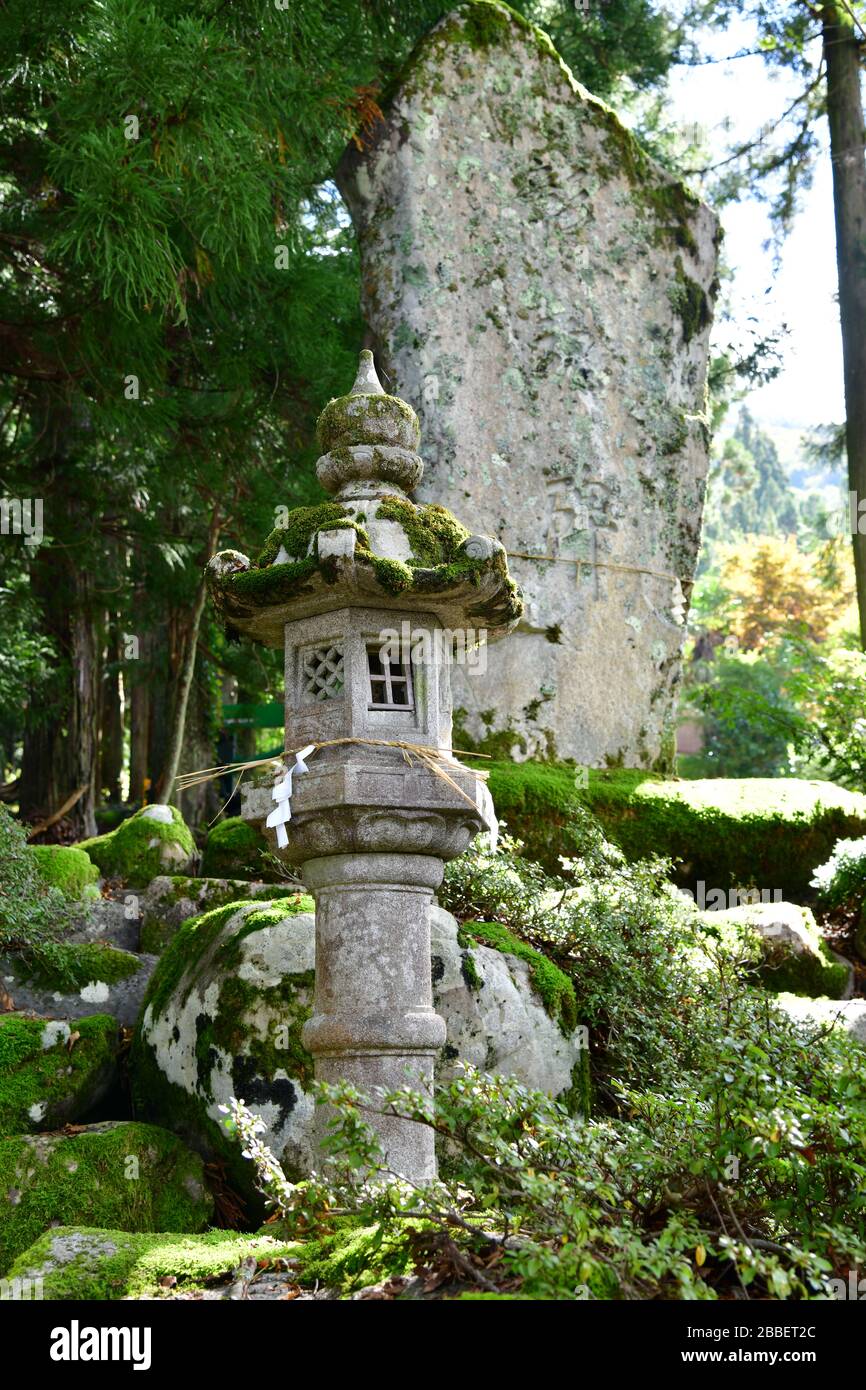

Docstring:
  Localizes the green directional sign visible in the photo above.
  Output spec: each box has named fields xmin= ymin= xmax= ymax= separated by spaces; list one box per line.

xmin=222 ymin=701 xmax=284 ymax=729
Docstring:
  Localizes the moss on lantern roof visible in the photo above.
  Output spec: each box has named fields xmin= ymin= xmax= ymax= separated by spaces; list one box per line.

xmin=376 ymin=497 xmax=469 ymax=566
xmin=256 ymin=503 xmax=351 ymax=566
xmin=206 ymin=349 xmax=524 ymax=641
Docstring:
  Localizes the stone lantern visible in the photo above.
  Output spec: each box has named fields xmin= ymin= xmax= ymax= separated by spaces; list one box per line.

xmin=207 ymin=350 xmax=522 ymax=1181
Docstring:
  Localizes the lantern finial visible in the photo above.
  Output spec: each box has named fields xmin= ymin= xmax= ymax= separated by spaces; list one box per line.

xmin=351 ymin=348 xmax=385 ymax=396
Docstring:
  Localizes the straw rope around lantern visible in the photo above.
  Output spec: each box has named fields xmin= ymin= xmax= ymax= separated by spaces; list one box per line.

xmin=175 ymin=737 xmax=493 ymax=827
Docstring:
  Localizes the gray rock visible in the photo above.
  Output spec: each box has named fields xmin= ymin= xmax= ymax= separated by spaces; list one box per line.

xmin=430 ymin=905 xmax=582 ymax=1096
xmin=700 ymin=901 xmax=853 ymax=999
xmin=775 ymin=994 xmax=866 ymax=1046
xmin=337 ymin=3 xmax=719 ymax=767
xmin=68 ymin=897 xmax=141 ymax=953
xmin=133 ymin=900 xmax=586 ymax=1200
xmin=1 ymin=952 xmax=158 ymax=1029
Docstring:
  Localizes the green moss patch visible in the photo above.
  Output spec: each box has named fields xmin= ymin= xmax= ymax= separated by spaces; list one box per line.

xmin=670 ymin=258 xmax=712 ymax=343
xmin=15 ymin=941 xmax=141 ymax=993
xmin=317 ymin=391 xmax=419 ymax=453
xmin=201 ymin=817 xmax=281 ymax=881
xmin=0 ymin=1121 xmax=212 ymax=1274
xmin=556 ymin=1054 xmax=592 ymax=1120
xmin=482 ymin=763 xmax=866 ymax=900
xmin=289 ymin=1221 xmax=411 ymax=1291
xmin=458 ymin=920 xmax=577 ymax=1036
xmin=256 ymin=502 xmax=349 ymax=566
xmin=79 ymin=806 xmax=196 ymax=887
xmin=375 ymin=497 xmax=468 ymax=565
xmin=7 ymin=1225 xmax=301 ymax=1300
xmin=0 ymin=1014 xmax=119 ymax=1137
xmin=478 ymin=761 xmax=612 ymax=873
xmin=140 ymin=876 xmax=308 ymax=954
xmin=30 ymin=845 xmax=99 ymax=900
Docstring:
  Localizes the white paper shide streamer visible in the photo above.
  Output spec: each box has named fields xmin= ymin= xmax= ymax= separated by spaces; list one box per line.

xmin=477 ymin=778 xmax=499 ymax=853
xmin=266 ymin=744 xmax=316 ymax=848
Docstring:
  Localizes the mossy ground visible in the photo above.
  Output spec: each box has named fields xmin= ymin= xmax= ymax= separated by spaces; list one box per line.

xmin=7 ymin=1226 xmax=301 ymax=1299
xmin=30 ymin=845 xmax=99 ymax=900
xmin=479 ymin=762 xmax=866 ymax=899
xmin=280 ymin=1220 xmax=412 ymax=1292
xmin=0 ymin=1013 xmax=118 ymax=1136
xmin=79 ymin=806 xmax=195 ymax=887
xmin=0 ymin=1122 xmax=212 ymax=1274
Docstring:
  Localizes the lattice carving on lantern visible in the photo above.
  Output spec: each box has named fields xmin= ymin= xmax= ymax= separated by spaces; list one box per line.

xmin=301 ymin=644 xmax=345 ymax=702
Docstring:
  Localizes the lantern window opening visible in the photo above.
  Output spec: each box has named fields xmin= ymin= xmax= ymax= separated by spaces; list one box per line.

xmin=302 ymin=644 xmax=345 ymax=702
xmin=366 ymin=644 xmax=414 ymax=711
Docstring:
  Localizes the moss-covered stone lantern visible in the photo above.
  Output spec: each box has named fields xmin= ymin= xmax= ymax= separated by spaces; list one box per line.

xmin=207 ymin=350 xmax=522 ymax=1181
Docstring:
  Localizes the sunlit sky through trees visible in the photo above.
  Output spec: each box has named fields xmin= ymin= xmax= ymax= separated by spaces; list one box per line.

xmin=664 ymin=11 xmax=845 ymax=445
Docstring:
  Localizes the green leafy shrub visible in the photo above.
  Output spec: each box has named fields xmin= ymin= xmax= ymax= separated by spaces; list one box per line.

xmin=812 ymin=837 xmax=866 ymax=960
xmin=811 ymin=837 xmax=866 ymax=909
xmin=211 ymin=832 xmax=866 ymax=1301
xmin=226 ymin=1010 xmax=866 ymax=1300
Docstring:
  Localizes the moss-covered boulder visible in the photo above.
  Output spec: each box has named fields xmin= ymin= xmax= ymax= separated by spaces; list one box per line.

xmin=131 ymin=898 xmax=318 ymax=1211
xmin=30 ymin=845 xmax=100 ymax=900
xmin=1 ymin=941 xmax=154 ymax=1028
xmin=7 ymin=1226 xmax=300 ymax=1300
xmin=431 ymin=908 xmax=589 ymax=1117
xmin=0 ymin=1014 xmax=119 ymax=1136
xmin=200 ymin=817 xmax=284 ymax=882
xmin=131 ymin=897 xmax=590 ymax=1211
xmin=698 ymin=901 xmax=851 ymax=999
xmin=0 ymin=1121 xmax=212 ymax=1274
xmin=140 ymin=875 xmax=308 ymax=953
xmin=481 ymin=763 xmax=866 ymax=899
xmin=78 ymin=805 xmax=197 ymax=886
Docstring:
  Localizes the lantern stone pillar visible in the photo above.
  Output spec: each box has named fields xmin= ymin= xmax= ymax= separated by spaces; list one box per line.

xmin=207 ymin=350 xmax=522 ymax=1182
xmin=302 ymin=852 xmax=446 ymax=1179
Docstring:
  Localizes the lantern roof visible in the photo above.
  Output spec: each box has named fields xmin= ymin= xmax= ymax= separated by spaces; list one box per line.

xmin=207 ymin=351 xmax=523 ymax=647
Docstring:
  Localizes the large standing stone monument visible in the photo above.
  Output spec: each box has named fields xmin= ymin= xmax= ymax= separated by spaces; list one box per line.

xmin=338 ymin=1 xmax=720 ymax=767
xmin=207 ymin=351 xmax=521 ymax=1182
